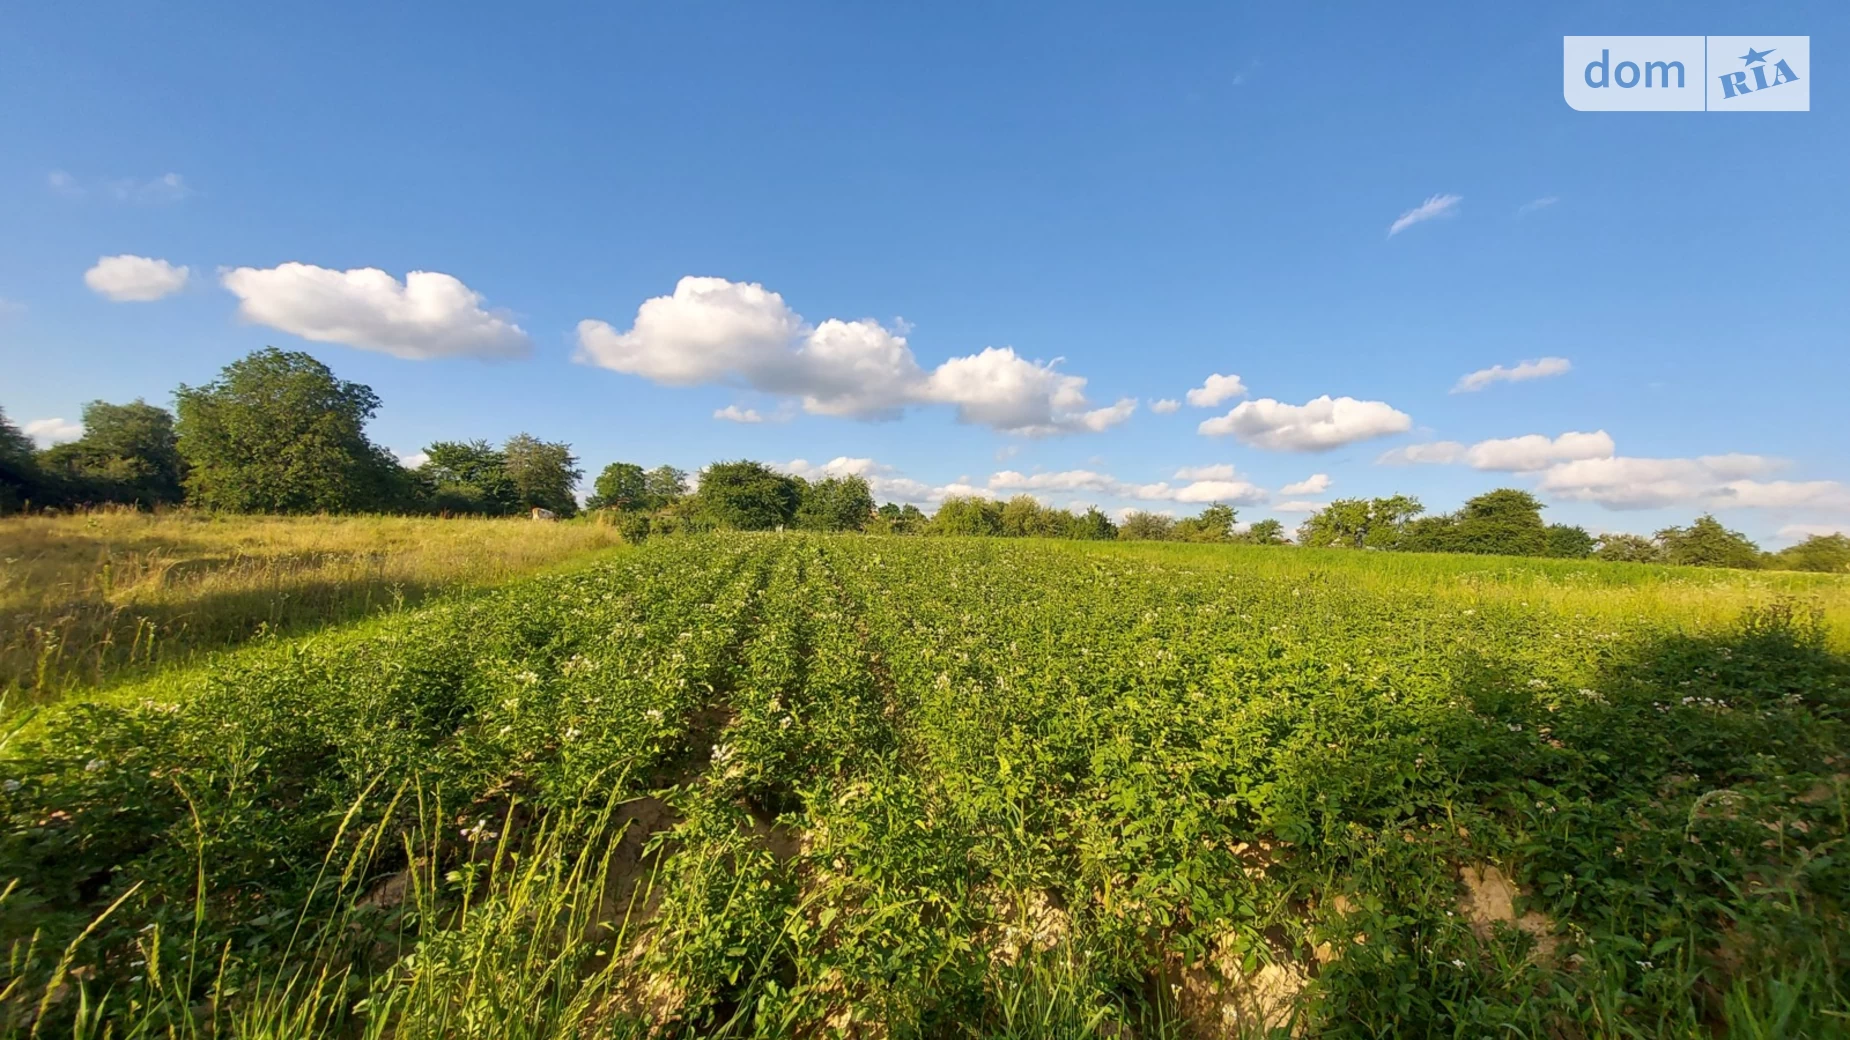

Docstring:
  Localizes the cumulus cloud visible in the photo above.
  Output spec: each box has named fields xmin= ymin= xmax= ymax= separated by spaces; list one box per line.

xmin=1388 ymin=193 xmax=1461 ymax=236
xmin=989 ymin=467 xmax=1266 ymax=506
xmin=1199 ymin=395 xmax=1412 ymax=451
xmin=1536 ymin=454 xmax=1796 ymax=510
xmin=84 ymin=255 xmax=190 ymax=301
xmin=1279 ymin=473 xmax=1332 ymax=495
xmin=1453 ymin=357 xmax=1571 ymax=393
xmin=577 ymin=277 xmax=1131 ymax=436
xmin=1714 ymin=480 xmax=1850 ymax=511
xmin=1151 ymin=398 xmax=1181 ymax=414
xmin=24 ymin=418 xmax=83 ymax=447
xmin=1376 ymin=441 xmax=1468 ymax=465
xmin=1273 ymin=499 xmax=1328 ymax=513
xmin=1779 ymin=523 xmax=1850 ymax=541
xmin=221 ymin=263 xmax=531 ymax=360
xmin=777 ymin=457 xmax=943 ymax=504
xmin=397 ymin=450 xmax=431 ymax=468
xmin=1184 ymin=373 xmax=1247 ymax=408
xmin=714 ymin=405 xmax=765 ymax=424
xmin=1464 ymin=430 xmax=1614 ymax=472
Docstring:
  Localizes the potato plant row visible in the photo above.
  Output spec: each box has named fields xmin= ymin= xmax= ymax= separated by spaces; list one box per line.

xmin=2 ymin=534 xmax=1846 ymax=1037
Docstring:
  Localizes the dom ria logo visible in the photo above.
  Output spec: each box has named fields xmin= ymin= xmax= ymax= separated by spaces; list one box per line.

xmin=1564 ymin=36 xmax=1809 ymax=111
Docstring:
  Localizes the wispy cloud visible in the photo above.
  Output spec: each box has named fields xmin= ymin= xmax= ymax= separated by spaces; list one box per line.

xmin=1517 ymin=196 xmax=1558 ymax=216
xmin=1452 ymin=357 xmax=1572 ymax=393
xmin=1388 ymin=193 xmax=1462 ymax=236
xmin=713 ymin=404 xmax=765 ymax=424
xmin=47 ymin=170 xmax=193 ymax=203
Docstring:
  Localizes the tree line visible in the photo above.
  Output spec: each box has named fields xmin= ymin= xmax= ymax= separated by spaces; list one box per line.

xmin=3 ymin=348 xmax=1845 ymax=573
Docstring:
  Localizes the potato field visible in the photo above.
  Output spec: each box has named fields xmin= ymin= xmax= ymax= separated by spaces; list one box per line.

xmin=3 ymin=535 xmax=1847 ymax=1038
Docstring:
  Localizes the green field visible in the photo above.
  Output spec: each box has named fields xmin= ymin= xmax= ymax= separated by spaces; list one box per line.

xmin=4 ymin=535 xmax=1847 ymax=1038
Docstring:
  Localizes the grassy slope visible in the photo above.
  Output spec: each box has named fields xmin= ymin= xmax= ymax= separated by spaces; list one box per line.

xmin=3 ymin=535 xmax=1847 ymax=1038
xmin=0 ymin=509 xmax=625 ymax=701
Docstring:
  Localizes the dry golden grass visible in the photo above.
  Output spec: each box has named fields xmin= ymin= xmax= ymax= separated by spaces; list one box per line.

xmin=0 ymin=508 xmax=623 ymax=700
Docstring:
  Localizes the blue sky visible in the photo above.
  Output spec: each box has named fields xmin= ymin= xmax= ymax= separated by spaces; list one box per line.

xmin=3 ymin=1 xmax=1846 ymax=542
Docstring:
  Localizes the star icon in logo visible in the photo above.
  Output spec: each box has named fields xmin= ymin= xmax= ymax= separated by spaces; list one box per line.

xmin=1740 ymin=46 xmax=1775 ymax=66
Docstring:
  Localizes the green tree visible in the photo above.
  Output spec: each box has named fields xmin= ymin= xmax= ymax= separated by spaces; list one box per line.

xmin=931 ymin=496 xmax=1003 ymax=536
xmin=588 ymin=461 xmax=648 ymax=512
xmin=796 ymin=475 xmax=875 ymax=532
xmin=174 ymin=348 xmax=404 ymax=513
xmin=1594 ymin=532 xmax=1662 ymax=563
xmin=1656 ymin=515 xmax=1761 ymax=569
xmin=502 ymin=434 xmax=581 ymax=518
xmin=1246 ymin=518 xmax=1286 ymax=545
xmin=37 ymin=399 xmax=186 ymax=506
xmin=0 ymin=406 xmax=44 ymax=513
xmin=1117 ymin=510 xmax=1176 ymax=541
xmin=1072 ymin=506 xmax=1118 ymax=540
xmin=695 ymin=460 xmax=801 ymax=530
xmin=1543 ymin=523 xmax=1596 ymax=558
xmin=1175 ymin=503 xmax=1238 ymax=542
xmin=870 ymin=502 xmax=928 ymax=535
xmin=1298 ymin=496 xmax=1423 ymax=549
xmin=644 ymin=465 xmax=689 ymax=507
xmin=417 ymin=440 xmax=516 ymax=514
xmin=998 ymin=495 xmax=1055 ymax=538
xmin=1448 ymin=489 xmax=1548 ymax=556
xmin=1768 ymin=533 xmax=1850 ymax=573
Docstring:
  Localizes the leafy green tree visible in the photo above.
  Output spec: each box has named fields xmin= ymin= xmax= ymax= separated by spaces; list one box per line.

xmin=1175 ymin=503 xmax=1238 ymax=542
xmin=870 ymin=502 xmax=928 ymax=535
xmin=644 ymin=465 xmax=689 ymax=507
xmin=796 ymin=475 xmax=875 ymax=532
xmin=1117 ymin=510 xmax=1176 ymax=541
xmin=417 ymin=440 xmax=516 ymax=514
xmin=174 ymin=348 xmax=404 ymax=513
xmin=1449 ymin=489 xmax=1548 ymax=556
xmin=1543 ymin=523 xmax=1596 ymax=559
xmin=1246 ymin=518 xmax=1286 ymax=545
xmin=1393 ymin=514 xmax=1458 ymax=553
xmin=1768 ymin=533 xmax=1850 ymax=574
xmin=1072 ymin=506 xmax=1118 ymax=540
xmin=932 ymin=496 xmax=1002 ymax=536
xmin=588 ymin=461 xmax=648 ymax=512
xmin=502 ymin=434 xmax=581 ymax=518
xmin=1594 ymin=532 xmax=1662 ymax=563
xmin=998 ymin=495 xmax=1055 ymax=538
xmin=1298 ymin=496 xmax=1423 ymax=549
xmin=695 ymin=460 xmax=801 ymax=530
xmin=0 ymin=406 xmax=44 ymax=513
xmin=37 ymin=399 xmax=186 ymax=507
xmin=1656 ymin=515 xmax=1761 ymax=569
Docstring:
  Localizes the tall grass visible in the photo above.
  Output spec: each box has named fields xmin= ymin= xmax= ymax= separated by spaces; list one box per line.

xmin=0 ymin=508 xmax=623 ymax=701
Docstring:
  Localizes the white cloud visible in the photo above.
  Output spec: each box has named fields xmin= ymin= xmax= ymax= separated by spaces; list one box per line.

xmin=1376 ymin=441 xmax=1468 ymax=465
xmin=1518 ymin=196 xmax=1559 ymax=216
xmin=1388 ymin=193 xmax=1462 ymax=236
xmin=1714 ymin=480 xmax=1850 ymax=511
xmin=84 ymin=255 xmax=190 ymax=301
xmin=1174 ymin=464 xmax=1237 ymax=481
xmin=1273 ymin=499 xmax=1328 ymax=513
xmin=24 ymin=418 xmax=83 ymax=447
xmin=1779 ymin=523 xmax=1850 ymax=542
xmin=988 ymin=466 xmax=1267 ymax=506
xmin=1199 ymin=395 xmax=1412 ymax=452
xmin=1536 ymin=454 xmax=1793 ymax=510
xmin=576 ymin=277 xmax=1130 ymax=436
xmin=1151 ymin=398 xmax=1181 ymax=414
xmin=1185 ymin=373 xmax=1248 ymax=408
xmin=1453 ymin=357 xmax=1571 ymax=393
xmin=777 ymin=457 xmax=943 ymax=504
xmin=1279 ymin=473 xmax=1331 ymax=495
xmin=221 ymin=263 xmax=531 ymax=360
xmin=49 ymin=171 xmax=192 ymax=203
xmin=397 ymin=450 xmax=430 ymax=468
xmin=1464 ymin=430 xmax=1614 ymax=472
xmin=714 ymin=405 xmax=765 ymax=424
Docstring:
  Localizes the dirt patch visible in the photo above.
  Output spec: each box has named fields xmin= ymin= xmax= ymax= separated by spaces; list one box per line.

xmin=1458 ymin=864 xmax=1557 ymax=960
xmin=982 ymin=887 xmax=1072 ymax=966
xmin=1165 ymin=932 xmax=1307 ymax=1038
